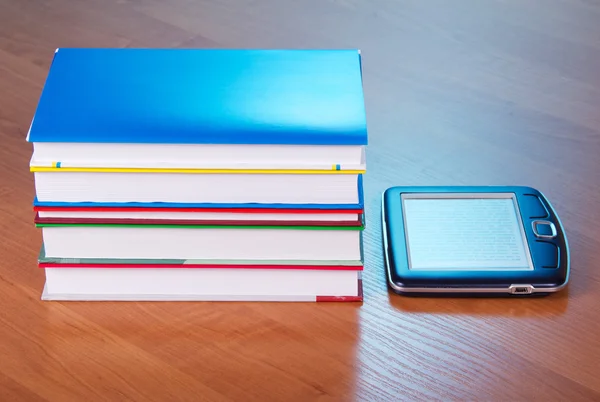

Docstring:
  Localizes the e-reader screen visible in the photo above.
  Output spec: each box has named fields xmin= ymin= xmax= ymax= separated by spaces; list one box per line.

xmin=401 ymin=193 xmax=534 ymax=271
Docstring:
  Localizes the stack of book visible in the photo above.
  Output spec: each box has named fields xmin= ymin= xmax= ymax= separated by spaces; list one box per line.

xmin=27 ymin=48 xmax=368 ymax=302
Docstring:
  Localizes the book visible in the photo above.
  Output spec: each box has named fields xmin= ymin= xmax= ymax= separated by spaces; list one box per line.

xmin=34 ymin=212 xmax=365 ymax=227
xmin=33 ymin=171 xmax=362 ymax=204
xmin=37 ymin=246 xmax=364 ymax=302
xmin=41 ymin=271 xmax=363 ymax=302
xmin=32 ymin=177 xmax=364 ymax=223
xmin=34 ymin=207 xmax=363 ymax=223
xmin=32 ymin=174 xmax=364 ymax=209
xmin=37 ymin=223 xmax=364 ymax=261
xmin=32 ymin=174 xmax=365 ymax=209
xmin=37 ymin=244 xmax=364 ymax=268
xmin=28 ymin=48 xmax=367 ymax=171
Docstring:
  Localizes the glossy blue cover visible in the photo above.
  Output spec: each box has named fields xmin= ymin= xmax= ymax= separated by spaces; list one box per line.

xmin=28 ymin=48 xmax=367 ymax=145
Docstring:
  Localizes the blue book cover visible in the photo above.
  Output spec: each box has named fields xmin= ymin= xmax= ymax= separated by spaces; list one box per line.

xmin=27 ymin=48 xmax=368 ymax=145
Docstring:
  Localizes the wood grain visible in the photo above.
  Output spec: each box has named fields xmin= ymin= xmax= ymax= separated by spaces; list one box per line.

xmin=1 ymin=0 xmax=600 ymax=400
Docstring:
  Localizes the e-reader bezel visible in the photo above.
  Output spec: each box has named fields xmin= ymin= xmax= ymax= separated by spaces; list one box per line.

xmin=382 ymin=186 xmax=570 ymax=296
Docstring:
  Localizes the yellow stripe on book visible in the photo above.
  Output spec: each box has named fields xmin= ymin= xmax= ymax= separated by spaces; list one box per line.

xmin=29 ymin=166 xmax=366 ymax=174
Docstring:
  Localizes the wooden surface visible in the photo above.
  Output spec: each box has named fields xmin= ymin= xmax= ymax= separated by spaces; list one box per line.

xmin=1 ymin=0 xmax=599 ymax=400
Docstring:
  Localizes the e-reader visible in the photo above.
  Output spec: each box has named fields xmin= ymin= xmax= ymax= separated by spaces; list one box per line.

xmin=382 ymin=186 xmax=570 ymax=296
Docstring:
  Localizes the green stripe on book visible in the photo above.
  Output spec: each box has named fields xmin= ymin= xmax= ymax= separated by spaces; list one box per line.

xmin=38 ymin=246 xmax=365 ymax=266
xmin=37 ymin=245 xmax=364 ymax=266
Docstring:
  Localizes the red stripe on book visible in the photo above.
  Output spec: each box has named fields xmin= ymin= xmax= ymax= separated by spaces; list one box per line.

xmin=34 ymin=214 xmax=363 ymax=227
xmin=39 ymin=263 xmax=364 ymax=270
xmin=316 ymin=279 xmax=363 ymax=302
xmin=34 ymin=206 xmax=364 ymax=214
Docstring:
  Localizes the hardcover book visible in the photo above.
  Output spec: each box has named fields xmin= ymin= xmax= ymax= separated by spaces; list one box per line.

xmin=28 ymin=48 xmax=368 ymax=172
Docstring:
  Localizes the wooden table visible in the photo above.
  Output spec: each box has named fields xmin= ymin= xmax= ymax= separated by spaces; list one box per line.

xmin=1 ymin=1 xmax=599 ymax=400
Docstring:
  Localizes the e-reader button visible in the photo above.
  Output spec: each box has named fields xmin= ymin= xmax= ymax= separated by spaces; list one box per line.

xmin=534 ymin=241 xmax=560 ymax=268
xmin=532 ymin=220 xmax=557 ymax=238
xmin=523 ymin=194 xmax=549 ymax=219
